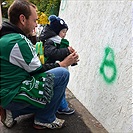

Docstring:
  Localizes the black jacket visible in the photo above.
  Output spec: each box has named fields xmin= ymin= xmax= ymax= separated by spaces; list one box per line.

xmin=40 ymin=25 xmax=70 ymax=63
xmin=0 ymin=21 xmax=25 ymax=37
xmin=0 ymin=21 xmax=60 ymax=74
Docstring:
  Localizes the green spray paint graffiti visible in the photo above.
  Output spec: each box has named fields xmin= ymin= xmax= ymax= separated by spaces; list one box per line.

xmin=100 ymin=47 xmax=117 ymax=84
xmin=61 ymin=0 xmax=67 ymax=11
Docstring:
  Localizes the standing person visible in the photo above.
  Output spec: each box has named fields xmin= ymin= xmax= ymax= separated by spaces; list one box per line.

xmin=39 ymin=15 xmax=78 ymax=115
xmin=0 ymin=0 xmax=79 ymax=130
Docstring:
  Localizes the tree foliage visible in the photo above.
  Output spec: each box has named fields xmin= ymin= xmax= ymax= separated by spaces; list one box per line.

xmin=31 ymin=0 xmax=61 ymax=16
xmin=2 ymin=0 xmax=61 ymax=21
xmin=31 ymin=0 xmax=61 ymax=24
xmin=1 ymin=0 xmax=14 ymax=18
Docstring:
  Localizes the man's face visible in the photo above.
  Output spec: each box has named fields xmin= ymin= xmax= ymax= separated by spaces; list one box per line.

xmin=23 ymin=6 xmax=38 ymax=36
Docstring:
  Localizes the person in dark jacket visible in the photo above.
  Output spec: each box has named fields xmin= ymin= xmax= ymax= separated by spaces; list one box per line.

xmin=0 ymin=0 xmax=79 ymax=130
xmin=40 ymin=15 xmax=76 ymax=64
xmin=40 ymin=15 xmax=78 ymax=115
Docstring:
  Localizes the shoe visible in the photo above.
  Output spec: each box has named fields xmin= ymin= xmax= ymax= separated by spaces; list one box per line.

xmin=57 ymin=107 xmax=75 ymax=115
xmin=0 ymin=107 xmax=17 ymax=128
xmin=33 ymin=117 xmax=65 ymax=129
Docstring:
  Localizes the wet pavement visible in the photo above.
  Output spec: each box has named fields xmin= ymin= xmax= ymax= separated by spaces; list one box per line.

xmin=0 ymin=89 xmax=108 ymax=133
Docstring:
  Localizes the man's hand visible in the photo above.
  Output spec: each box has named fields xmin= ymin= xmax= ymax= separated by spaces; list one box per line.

xmin=59 ymin=52 xmax=79 ymax=67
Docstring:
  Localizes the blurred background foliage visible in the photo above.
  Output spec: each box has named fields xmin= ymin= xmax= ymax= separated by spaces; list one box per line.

xmin=1 ymin=0 xmax=61 ymax=25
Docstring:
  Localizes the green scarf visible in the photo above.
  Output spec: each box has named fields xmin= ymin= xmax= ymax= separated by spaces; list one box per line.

xmin=60 ymin=38 xmax=69 ymax=48
xmin=13 ymin=72 xmax=54 ymax=108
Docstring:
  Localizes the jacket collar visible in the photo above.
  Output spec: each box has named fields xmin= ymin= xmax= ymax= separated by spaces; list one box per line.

xmin=0 ymin=21 xmax=26 ymax=38
xmin=40 ymin=24 xmax=57 ymax=41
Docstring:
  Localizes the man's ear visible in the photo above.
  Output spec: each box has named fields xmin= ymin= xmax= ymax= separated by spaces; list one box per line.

xmin=19 ymin=14 xmax=25 ymax=25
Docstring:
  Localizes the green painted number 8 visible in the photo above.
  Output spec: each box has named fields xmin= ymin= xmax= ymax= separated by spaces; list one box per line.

xmin=100 ymin=47 xmax=117 ymax=83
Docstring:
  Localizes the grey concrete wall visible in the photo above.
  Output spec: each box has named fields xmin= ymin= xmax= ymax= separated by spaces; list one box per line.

xmin=59 ymin=1 xmax=132 ymax=133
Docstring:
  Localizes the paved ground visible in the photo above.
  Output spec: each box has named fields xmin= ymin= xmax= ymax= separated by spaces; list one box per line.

xmin=0 ymin=89 xmax=108 ymax=133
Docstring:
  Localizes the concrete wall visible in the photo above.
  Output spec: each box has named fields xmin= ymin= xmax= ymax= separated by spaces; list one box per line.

xmin=59 ymin=1 xmax=132 ymax=133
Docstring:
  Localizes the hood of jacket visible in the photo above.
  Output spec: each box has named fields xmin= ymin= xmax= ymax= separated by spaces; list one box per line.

xmin=40 ymin=24 xmax=57 ymax=42
xmin=0 ymin=21 xmax=26 ymax=38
